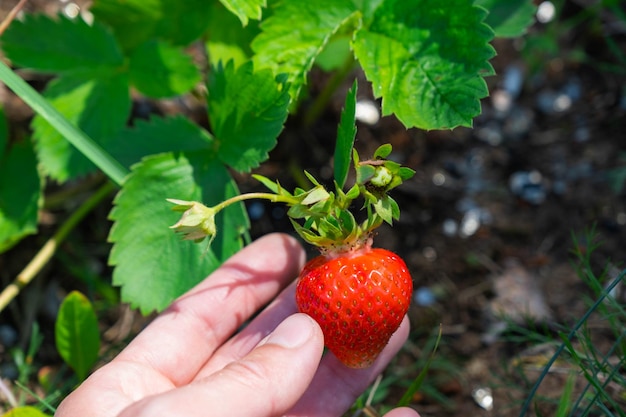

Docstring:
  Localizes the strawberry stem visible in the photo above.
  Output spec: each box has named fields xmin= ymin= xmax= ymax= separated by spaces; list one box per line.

xmin=168 ymin=144 xmax=415 ymax=250
xmin=212 ymin=192 xmax=297 ymax=212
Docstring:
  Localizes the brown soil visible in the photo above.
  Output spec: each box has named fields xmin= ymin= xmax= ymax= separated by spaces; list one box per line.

xmin=1 ymin=0 xmax=625 ymax=416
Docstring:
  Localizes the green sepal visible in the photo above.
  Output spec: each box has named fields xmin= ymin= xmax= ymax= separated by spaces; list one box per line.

xmin=252 ymin=174 xmax=282 ymax=194
xmin=345 ymin=184 xmax=360 ymax=200
xmin=398 ymin=166 xmax=416 ymax=180
xmin=304 ymin=170 xmax=323 ymax=187
xmin=354 ymin=150 xmax=377 ymax=184
xmin=169 ymin=144 xmax=413 ymax=253
xmin=373 ymin=143 xmax=392 ymax=159
xmin=300 ymin=186 xmax=331 ymax=206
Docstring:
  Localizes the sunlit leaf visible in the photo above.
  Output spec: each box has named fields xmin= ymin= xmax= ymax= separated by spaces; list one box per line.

xmin=352 ymin=0 xmax=495 ymax=130
xmin=109 ymin=152 xmax=248 ymax=314
xmin=1 ymin=14 xmax=123 ymax=73
xmin=208 ymin=61 xmax=289 ymax=172
xmin=218 ymin=0 xmax=266 ymax=26
xmin=0 ymin=139 xmax=42 ymax=253
xmin=55 ymin=291 xmax=100 ymax=382
xmin=206 ymin=1 xmax=260 ymax=68
xmin=252 ymin=0 xmax=359 ymax=101
xmin=129 ymin=40 xmax=201 ymax=98
xmin=2 ymin=406 xmax=52 ymax=417
xmin=91 ymin=0 xmax=212 ymax=51
xmin=32 ymin=73 xmax=131 ymax=181
xmin=106 ymin=115 xmax=213 ymax=169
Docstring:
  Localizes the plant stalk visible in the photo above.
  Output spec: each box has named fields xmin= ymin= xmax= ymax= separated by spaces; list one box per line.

xmin=0 ymin=181 xmax=117 ymax=313
xmin=0 ymin=61 xmax=128 ymax=186
xmin=212 ymin=192 xmax=298 ymax=212
xmin=0 ymin=0 xmax=27 ymax=36
xmin=303 ymin=54 xmax=356 ymax=128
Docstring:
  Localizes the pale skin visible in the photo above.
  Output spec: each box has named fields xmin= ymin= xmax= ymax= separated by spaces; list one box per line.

xmin=55 ymin=233 xmax=420 ymax=417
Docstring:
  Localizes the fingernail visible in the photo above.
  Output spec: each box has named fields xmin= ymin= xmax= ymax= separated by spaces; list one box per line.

xmin=264 ymin=314 xmax=314 ymax=349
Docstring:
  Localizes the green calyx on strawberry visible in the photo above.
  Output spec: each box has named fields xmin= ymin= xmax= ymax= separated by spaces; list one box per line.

xmin=168 ymin=143 xmax=415 ymax=368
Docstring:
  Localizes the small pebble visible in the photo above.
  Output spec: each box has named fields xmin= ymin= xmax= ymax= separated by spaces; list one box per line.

xmin=414 ymin=286 xmax=437 ymax=307
xmin=0 ymin=324 xmax=18 ymax=347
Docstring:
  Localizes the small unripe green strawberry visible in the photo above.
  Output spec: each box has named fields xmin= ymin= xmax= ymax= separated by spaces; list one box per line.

xmin=296 ymin=246 xmax=412 ymax=368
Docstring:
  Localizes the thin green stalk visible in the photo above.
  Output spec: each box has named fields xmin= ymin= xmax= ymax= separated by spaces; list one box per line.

xmin=212 ymin=192 xmax=297 ymax=212
xmin=397 ymin=325 xmax=443 ymax=407
xmin=518 ymin=269 xmax=625 ymax=417
xmin=0 ymin=62 xmax=128 ymax=186
xmin=303 ymin=54 xmax=356 ymax=127
xmin=0 ymin=181 xmax=117 ymax=313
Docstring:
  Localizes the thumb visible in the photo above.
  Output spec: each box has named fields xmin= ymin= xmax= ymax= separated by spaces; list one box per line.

xmin=119 ymin=313 xmax=324 ymax=417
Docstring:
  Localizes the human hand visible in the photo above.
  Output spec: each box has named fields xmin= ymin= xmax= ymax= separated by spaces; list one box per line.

xmin=55 ymin=233 xmax=419 ymax=417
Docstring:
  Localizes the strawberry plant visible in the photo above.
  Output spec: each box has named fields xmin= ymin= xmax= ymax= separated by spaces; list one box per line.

xmin=168 ymin=82 xmax=415 ymax=367
xmin=0 ymin=0 xmax=537 ymax=318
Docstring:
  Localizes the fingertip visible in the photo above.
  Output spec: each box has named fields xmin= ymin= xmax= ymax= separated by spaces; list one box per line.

xmin=383 ymin=407 xmax=421 ymax=417
xmin=261 ymin=313 xmax=323 ymax=350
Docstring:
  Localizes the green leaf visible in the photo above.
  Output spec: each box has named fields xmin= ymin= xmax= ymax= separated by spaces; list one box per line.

xmin=0 ymin=139 xmax=42 ymax=253
xmin=475 ymin=0 xmax=537 ymax=38
xmin=206 ymin=1 xmax=260 ymax=68
xmin=334 ymin=80 xmax=357 ymax=189
xmin=109 ymin=152 xmax=248 ymax=314
xmin=0 ymin=107 xmax=7 ymax=156
xmin=129 ymin=40 xmax=201 ymax=98
xmin=107 ymin=115 xmax=213 ymax=169
xmin=2 ymin=406 xmax=52 ymax=417
xmin=208 ymin=61 xmax=289 ymax=172
xmin=32 ymin=72 xmax=131 ymax=182
xmin=1 ymin=14 xmax=123 ymax=73
xmin=219 ymin=0 xmax=266 ymax=26
xmin=91 ymin=0 xmax=213 ymax=51
xmin=252 ymin=0 xmax=359 ymax=101
xmin=55 ymin=291 xmax=100 ymax=382
xmin=315 ymin=35 xmax=352 ymax=72
xmin=352 ymin=0 xmax=495 ymax=130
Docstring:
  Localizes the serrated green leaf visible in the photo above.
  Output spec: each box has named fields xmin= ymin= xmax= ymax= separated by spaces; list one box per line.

xmin=107 ymin=115 xmax=213 ymax=169
xmin=334 ymin=80 xmax=357 ymax=189
xmin=207 ymin=1 xmax=260 ymax=68
xmin=475 ymin=0 xmax=537 ymax=38
xmin=1 ymin=14 xmax=123 ymax=74
xmin=353 ymin=0 xmax=495 ymax=130
xmin=55 ymin=291 xmax=100 ymax=382
xmin=208 ymin=61 xmax=289 ymax=172
xmin=129 ymin=40 xmax=201 ymax=98
xmin=109 ymin=152 xmax=248 ymax=314
xmin=32 ymin=72 xmax=131 ymax=182
xmin=251 ymin=0 xmax=359 ymax=101
xmin=0 ymin=140 xmax=42 ymax=253
xmin=219 ymin=0 xmax=266 ymax=26
xmin=91 ymin=0 xmax=213 ymax=51
xmin=2 ymin=406 xmax=52 ymax=417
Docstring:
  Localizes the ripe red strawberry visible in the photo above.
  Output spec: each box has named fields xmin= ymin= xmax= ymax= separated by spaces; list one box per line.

xmin=296 ymin=245 xmax=412 ymax=368
xmin=169 ymin=143 xmax=415 ymax=368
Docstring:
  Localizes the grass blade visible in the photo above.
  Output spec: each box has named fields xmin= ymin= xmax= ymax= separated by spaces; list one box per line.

xmin=397 ymin=324 xmax=443 ymax=407
xmin=0 ymin=61 xmax=128 ymax=185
